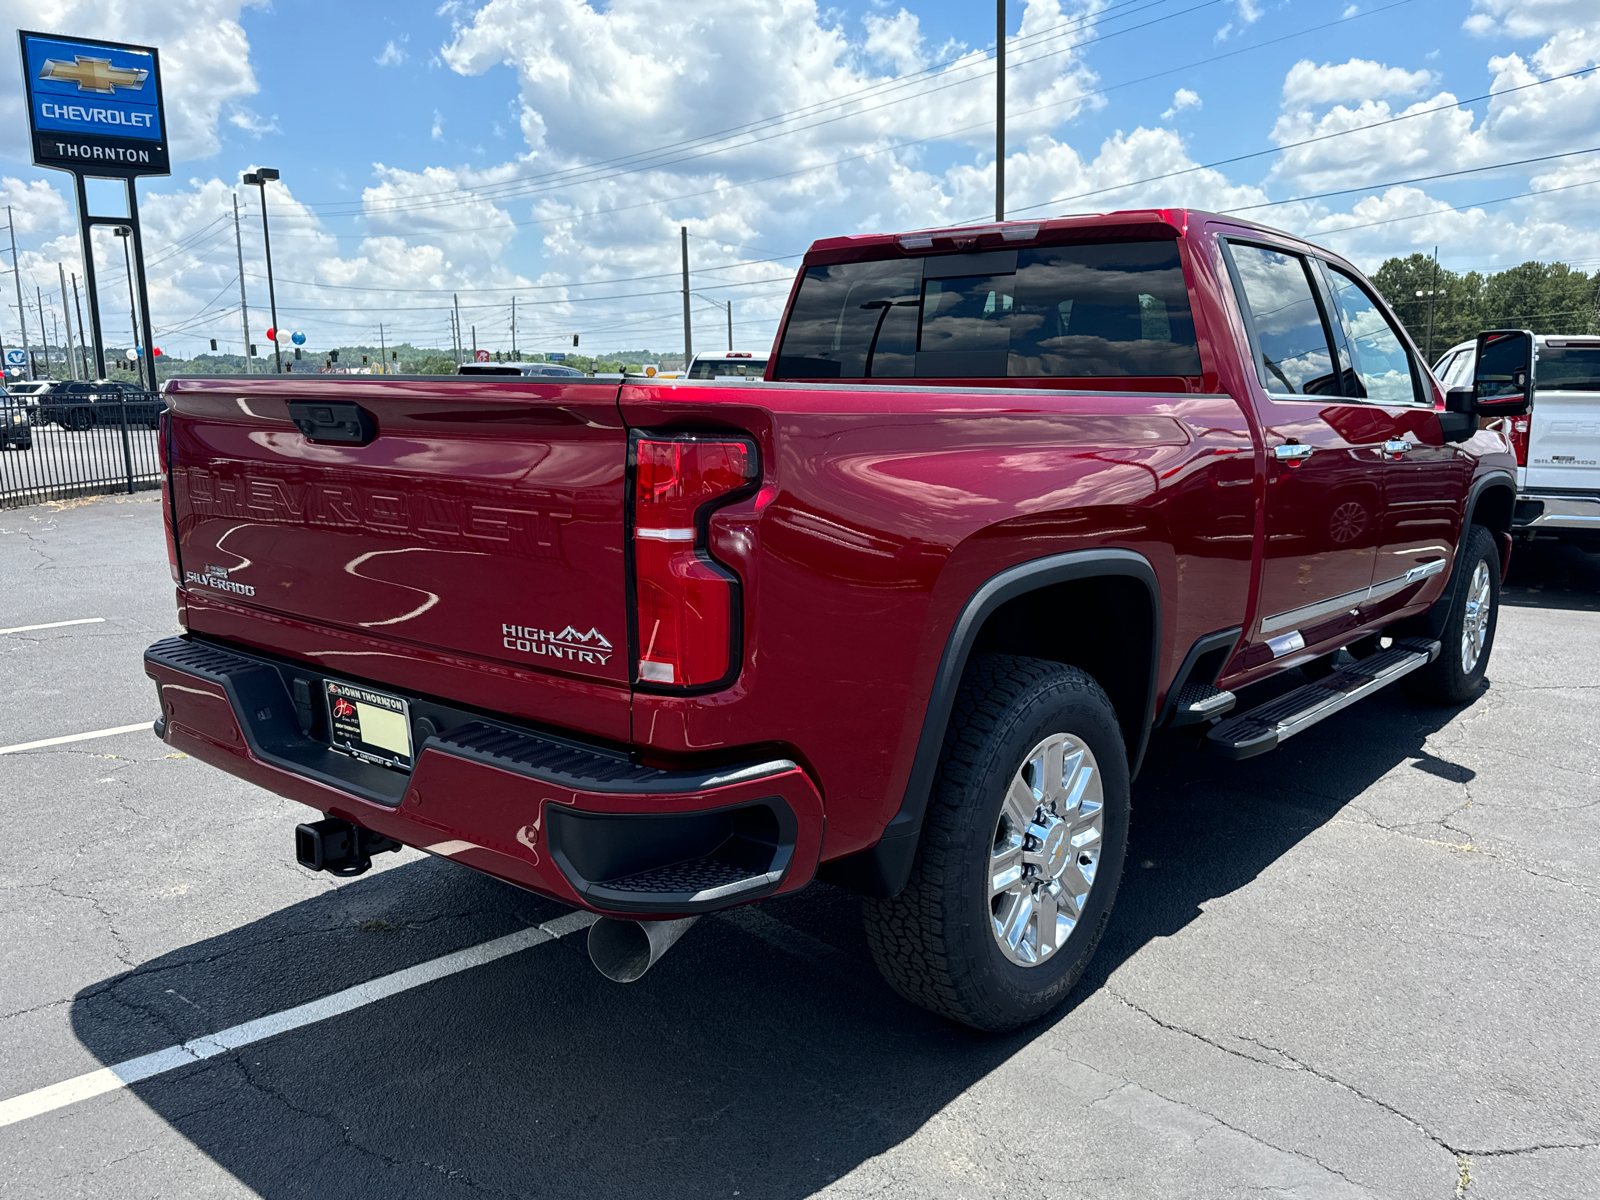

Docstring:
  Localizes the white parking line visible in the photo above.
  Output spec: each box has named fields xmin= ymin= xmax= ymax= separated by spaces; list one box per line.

xmin=0 ymin=723 xmax=153 ymax=756
xmin=0 ymin=910 xmax=596 ymax=1129
xmin=0 ymin=617 xmax=106 ymax=636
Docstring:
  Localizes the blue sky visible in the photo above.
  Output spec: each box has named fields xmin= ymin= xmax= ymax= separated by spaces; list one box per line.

xmin=2 ymin=0 xmax=1598 ymax=360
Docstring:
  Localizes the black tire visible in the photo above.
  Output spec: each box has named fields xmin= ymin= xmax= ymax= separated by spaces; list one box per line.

xmin=863 ymin=654 xmax=1130 ymax=1032
xmin=1403 ymin=525 xmax=1500 ymax=705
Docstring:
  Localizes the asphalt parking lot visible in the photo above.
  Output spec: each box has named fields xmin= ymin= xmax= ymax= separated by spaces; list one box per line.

xmin=1 ymin=495 xmax=1597 ymax=1200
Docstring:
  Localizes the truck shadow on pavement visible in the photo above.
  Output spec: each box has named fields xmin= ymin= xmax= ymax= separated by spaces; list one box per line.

xmin=1501 ymin=540 xmax=1600 ymax=612
xmin=67 ymin=683 xmax=1473 ymax=1199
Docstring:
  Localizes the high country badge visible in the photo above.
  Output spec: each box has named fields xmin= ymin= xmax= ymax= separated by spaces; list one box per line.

xmin=502 ymin=624 xmax=613 ymax=666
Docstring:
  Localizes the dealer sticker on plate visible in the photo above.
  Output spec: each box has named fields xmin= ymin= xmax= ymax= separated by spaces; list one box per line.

xmin=325 ymin=680 xmax=413 ymax=771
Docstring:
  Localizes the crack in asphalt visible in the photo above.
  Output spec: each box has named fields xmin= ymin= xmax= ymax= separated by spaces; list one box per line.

xmin=230 ymin=1053 xmax=528 ymax=1197
xmin=1111 ymin=991 xmax=1600 ymax=1163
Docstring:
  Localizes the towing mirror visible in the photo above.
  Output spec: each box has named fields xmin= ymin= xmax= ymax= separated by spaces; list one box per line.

xmin=1473 ymin=328 xmax=1535 ymax=417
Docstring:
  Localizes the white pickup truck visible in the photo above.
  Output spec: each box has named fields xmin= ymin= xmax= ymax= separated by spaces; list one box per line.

xmin=1436 ymin=334 xmax=1600 ymax=549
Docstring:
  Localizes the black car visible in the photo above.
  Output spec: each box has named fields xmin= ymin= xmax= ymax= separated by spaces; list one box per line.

xmin=37 ymin=380 xmax=162 ymax=430
xmin=0 ymin=390 xmax=31 ymax=450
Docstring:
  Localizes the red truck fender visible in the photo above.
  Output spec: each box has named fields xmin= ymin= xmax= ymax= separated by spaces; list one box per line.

xmin=821 ymin=547 xmax=1161 ymax=899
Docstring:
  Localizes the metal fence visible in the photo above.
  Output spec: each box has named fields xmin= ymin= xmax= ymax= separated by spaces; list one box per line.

xmin=0 ymin=393 xmax=164 ymax=509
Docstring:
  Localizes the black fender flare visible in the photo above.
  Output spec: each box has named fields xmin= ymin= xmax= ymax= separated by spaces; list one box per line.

xmin=1464 ymin=469 xmax=1516 ymax=533
xmin=821 ymin=548 xmax=1161 ymax=899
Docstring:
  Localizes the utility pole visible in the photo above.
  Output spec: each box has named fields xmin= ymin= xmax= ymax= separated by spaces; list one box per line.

xmin=36 ymin=285 xmax=49 ymax=377
xmin=453 ymin=293 xmax=463 ymax=365
xmin=471 ymin=324 xmax=477 ymax=358
xmin=996 ymin=0 xmax=1005 ymax=223
xmin=378 ymin=322 xmax=387 ymax=374
xmin=8 ymin=206 xmax=33 ymax=381
xmin=59 ymin=263 xmax=78 ymax=380
xmin=71 ymin=274 xmax=88 ymax=379
xmin=1415 ymin=246 xmax=1444 ymax=365
xmin=680 ymin=226 xmax=693 ymax=368
xmin=233 ymin=194 xmax=252 ymax=374
xmin=511 ymin=296 xmax=518 ymax=359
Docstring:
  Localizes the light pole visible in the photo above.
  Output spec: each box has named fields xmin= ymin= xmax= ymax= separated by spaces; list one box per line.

xmin=112 ymin=225 xmax=146 ymax=388
xmin=242 ymin=169 xmax=283 ymax=373
xmin=996 ymin=0 xmax=1005 ymax=222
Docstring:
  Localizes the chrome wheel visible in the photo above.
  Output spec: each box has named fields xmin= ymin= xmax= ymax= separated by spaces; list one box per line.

xmin=1460 ymin=559 xmax=1492 ymax=673
xmin=990 ymin=732 xmax=1104 ymax=967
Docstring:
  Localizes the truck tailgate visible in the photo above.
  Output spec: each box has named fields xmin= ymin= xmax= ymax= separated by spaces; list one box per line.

xmin=166 ymin=376 xmax=630 ymax=731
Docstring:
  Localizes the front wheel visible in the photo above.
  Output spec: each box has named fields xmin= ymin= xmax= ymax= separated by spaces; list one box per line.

xmin=863 ymin=655 xmax=1130 ymax=1032
xmin=1403 ymin=525 xmax=1500 ymax=705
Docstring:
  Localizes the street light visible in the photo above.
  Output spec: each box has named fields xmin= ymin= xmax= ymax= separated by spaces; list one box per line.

xmin=242 ymin=168 xmax=284 ymax=374
xmin=112 ymin=225 xmax=144 ymax=388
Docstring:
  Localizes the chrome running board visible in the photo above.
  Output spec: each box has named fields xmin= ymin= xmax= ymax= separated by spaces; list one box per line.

xmin=1206 ymin=638 xmax=1441 ymax=760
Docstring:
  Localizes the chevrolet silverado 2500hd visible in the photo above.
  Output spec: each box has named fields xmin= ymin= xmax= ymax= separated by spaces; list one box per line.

xmin=145 ymin=209 xmax=1527 ymax=1031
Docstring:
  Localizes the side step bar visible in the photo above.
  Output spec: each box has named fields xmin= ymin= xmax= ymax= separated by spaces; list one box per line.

xmin=1206 ymin=638 xmax=1441 ymax=760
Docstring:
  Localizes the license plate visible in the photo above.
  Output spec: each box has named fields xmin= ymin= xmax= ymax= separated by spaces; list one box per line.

xmin=325 ymin=679 xmax=413 ymax=771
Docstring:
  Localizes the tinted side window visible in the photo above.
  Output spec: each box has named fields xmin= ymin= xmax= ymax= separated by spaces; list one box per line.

xmin=773 ymin=240 xmax=1201 ymax=380
xmin=1323 ymin=266 xmax=1421 ymax=404
xmin=1228 ymin=243 xmax=1340 ymax=395
xmin=775 ymin=259 xmax=921 ymax=378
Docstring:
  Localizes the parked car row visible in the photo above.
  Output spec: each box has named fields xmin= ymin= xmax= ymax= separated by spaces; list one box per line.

xmin=4 ymin=379 xmax=162 ymax=430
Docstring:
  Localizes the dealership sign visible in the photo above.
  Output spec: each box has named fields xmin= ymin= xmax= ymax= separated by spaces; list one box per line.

xmin=18 ymin=31 xmax=169 ymax=176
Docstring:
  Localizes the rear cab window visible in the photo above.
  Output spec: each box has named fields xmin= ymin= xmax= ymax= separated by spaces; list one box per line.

xmin=773 ymin=240 xmax=1202 ymax=382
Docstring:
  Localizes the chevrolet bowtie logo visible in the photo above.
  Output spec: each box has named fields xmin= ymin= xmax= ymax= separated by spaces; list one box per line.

xmin=39 ymin=56 xmax=148 ymax=95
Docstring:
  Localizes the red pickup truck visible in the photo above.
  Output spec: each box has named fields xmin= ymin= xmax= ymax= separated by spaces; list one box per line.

xmin=145 ymin=209 xmax=1527 ymax=1031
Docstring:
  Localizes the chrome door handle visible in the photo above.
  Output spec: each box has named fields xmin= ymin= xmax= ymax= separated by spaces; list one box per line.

xmin=1383 ymin=439 xmax=1413 ymax=454
xmin=1273 ymin=443 xmax=1314 ymax=461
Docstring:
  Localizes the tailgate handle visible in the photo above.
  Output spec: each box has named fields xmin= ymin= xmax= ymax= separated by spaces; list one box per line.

xmin=288 ymin=401 xmax=377 ymax=445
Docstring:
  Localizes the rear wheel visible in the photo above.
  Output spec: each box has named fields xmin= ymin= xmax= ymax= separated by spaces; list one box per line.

xmin=1404 ymin=524 xmax=1500 ymax=705
xmin=863 ymin=655 xmax=1129 ymax=1031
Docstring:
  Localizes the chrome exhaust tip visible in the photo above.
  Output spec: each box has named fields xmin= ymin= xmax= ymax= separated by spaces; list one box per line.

xmin=586 ymin=915 xmax=700 ymax=983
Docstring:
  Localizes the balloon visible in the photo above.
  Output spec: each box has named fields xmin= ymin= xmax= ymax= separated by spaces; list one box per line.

xmin=265 ymin=327 xmax=276 ymax=342
xmin=291 ymin=331 xmax=306 ymax=346
xmin=125 ymin=348 xmax=138 ymax=360
xmin=153 ymin=347 xmax=162 ymax=357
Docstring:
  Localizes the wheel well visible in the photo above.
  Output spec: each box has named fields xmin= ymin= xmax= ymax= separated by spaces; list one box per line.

xmin=969 ymin=575 xmax=1154 ymax=762
xmin=1469 ymin=482 xmax=1514 ymax=536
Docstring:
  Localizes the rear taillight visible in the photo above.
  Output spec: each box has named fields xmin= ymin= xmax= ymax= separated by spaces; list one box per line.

xmin=1508 ymin=417 xmax=1530 ymax=466
xmin=631 ymin=435 xmax=757 ymax=688
xmin=158 ymin=410 xmax=181 ymax=584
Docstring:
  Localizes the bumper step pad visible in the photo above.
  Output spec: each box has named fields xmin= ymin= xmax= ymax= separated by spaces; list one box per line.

xmin=1170 ymin=681 xmax=1237 ymax=726
xmin=1206 ymin=638 xmax=1441 ymax=760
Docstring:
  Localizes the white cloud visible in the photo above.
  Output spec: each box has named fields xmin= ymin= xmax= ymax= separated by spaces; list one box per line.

xmin=228 ymin=106 xmax=280 ymax=138
xmin=863 ymin=10 xmax=925 ymax=77
xmin=1282 ymin=58 xmax=1434 ymax=106
xmin=1162 ymin=88 xmax=1201 ymax=119
xmin=0 ymin=177 xmax=72 ymax=236
xmin=0 ymin=0 xmax=265 ymax=162
xmin=431 ymin=110 xmax=445 ymax=140
xmin=376 ymin=37 xmax=410 ymax=67
xmin=1464 ymin=0 xmax=1595 ymax=38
